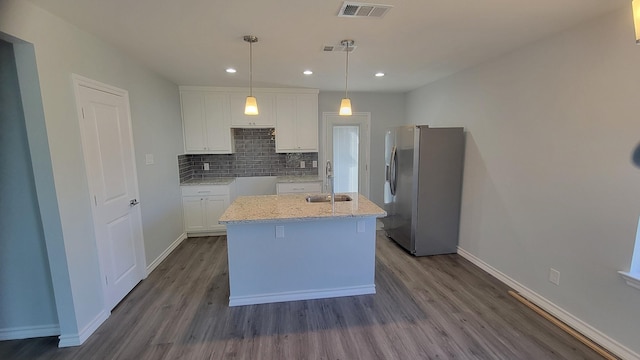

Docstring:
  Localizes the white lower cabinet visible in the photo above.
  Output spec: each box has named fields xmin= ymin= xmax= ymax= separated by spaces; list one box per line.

xmin=181 ymin=183 xmax=236 ymax=235
xmin=276 ymin=181 xmax=322 ymax=194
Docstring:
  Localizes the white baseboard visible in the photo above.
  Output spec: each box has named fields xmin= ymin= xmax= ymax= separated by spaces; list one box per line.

xmin=457 ymin=247 xmax=640 ymax=360
xmin=58 ymin=310 xmax=109 ymax=348
xmin=229 ymin=285 xmax=376 ymax=307
xmin=146 ymin=232 xmax=187 ymax=276
xmin=0 ymin=324 xmax=60 ymax=341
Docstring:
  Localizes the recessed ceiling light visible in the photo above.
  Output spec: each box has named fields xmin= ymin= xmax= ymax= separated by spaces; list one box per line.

xmin=303 ymin=70 xmax=313 ymax=75
xmin=226 ymin=68 xmax=237 ymax=73
xmin=375 ymin=72 xmax=385 ymax=77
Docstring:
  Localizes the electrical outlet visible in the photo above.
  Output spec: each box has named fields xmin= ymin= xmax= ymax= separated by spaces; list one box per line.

xmin=300 ymin=161 xmax=305 ymax=168
xmin=312 ymin=160 xmax=317 ymax=168
xmin=549 ymin=268 xmax=560 ymax=285
xmin=203 ymin=163 xmax=210 ymax=171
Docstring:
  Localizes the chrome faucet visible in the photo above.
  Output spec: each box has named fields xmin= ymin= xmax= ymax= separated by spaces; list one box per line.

xmin=326 ymin=160 xmax=335 ymax=210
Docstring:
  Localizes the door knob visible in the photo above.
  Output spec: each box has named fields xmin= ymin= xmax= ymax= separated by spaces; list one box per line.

xmin=129 ymin=199 xmax=140 ymax=206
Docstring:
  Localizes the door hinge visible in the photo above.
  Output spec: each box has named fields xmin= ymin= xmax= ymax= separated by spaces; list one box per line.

xmin=81 ymin=107 xmax=85 ymax=119
xmin=94 ymin=195 xmax=97 ymax=206
xmin=105 ymin=275 xmax=108 ymax=285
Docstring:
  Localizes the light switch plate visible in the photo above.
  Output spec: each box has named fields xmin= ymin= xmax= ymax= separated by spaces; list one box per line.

xmin=300 ymin=161 xmax=305 ymax=168
xmin=145 ymin=154 xmax=154 ymax=165
xmin=549 ymin=268 xmax=560 ymax=285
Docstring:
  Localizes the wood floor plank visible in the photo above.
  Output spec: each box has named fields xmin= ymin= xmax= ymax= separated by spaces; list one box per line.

xmin=0 ymin=234 xmax=607 ymax=360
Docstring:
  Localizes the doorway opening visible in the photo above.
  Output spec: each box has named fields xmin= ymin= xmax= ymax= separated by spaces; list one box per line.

xmin=321 ymin=113 xmax=371 ymax=197
xmin=0 ymin=35 xmax=60 ymax=341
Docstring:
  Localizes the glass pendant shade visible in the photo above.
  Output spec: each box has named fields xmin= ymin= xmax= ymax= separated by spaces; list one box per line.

xmin=634 ymin=0 xmax=640 ymax=44
xmin=339 ymin=39 xmax=355 ymax=116
xmin=244 ymin=96 xmax=259 ymax=115
xmin=244 ymin=35 xmax=259 ymax=115
xmin=339 ymin=98 xmax=352 ymax=116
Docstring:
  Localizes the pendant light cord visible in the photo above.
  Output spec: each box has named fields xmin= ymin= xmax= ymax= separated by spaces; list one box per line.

xmin=249 ymin=39 xmax=253 ymax=97
xmin=345 ymin=42 xmax=349 ymax=99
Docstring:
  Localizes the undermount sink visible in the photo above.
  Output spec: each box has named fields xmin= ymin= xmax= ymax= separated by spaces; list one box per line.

xmin=305 ymin=194 xmax=353 ymax=203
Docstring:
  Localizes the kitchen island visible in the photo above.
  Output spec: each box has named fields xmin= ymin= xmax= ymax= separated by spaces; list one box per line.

xmin=219 ymin=193 xmax=386 ymax=306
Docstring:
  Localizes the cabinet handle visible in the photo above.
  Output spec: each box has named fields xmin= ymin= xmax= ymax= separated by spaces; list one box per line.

xmin=197 ymin=191 xmax=211 ymax=193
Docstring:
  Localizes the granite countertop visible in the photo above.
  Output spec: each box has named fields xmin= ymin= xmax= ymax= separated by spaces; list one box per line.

xmin=180 ymin=177 xmax=236 ymax=186
xmin=219 ymin=193 xmax=386 ymax=224
xmin=275 ymin=175 xmax=323 ymax=183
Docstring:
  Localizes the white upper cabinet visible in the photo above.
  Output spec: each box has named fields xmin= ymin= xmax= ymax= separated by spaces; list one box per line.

xmin=275 ymin=93 xmax=319 ymax=153
xmin=229 ymin=92 xmax=275 ymax=127
xmin=180 ymin=87 xmax=318 ymax=154
xmin=181 ymin=91 xmax=234 ymax=154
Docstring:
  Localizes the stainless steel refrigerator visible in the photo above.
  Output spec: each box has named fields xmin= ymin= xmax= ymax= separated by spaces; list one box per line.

xmin=382 ymin=126 xmax=465 ymax=256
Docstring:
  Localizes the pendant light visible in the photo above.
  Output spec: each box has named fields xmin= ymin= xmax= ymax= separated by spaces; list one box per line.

xmin=243 ymin=35 xmax=259 ymax=115
xmin=339 ymin=39 xmax=354 ymax=116
xmin=634 ymin=0 xmax=640 ymax=44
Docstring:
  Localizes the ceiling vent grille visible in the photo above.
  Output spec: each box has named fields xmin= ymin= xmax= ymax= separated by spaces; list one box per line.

xmin=322 ymin=44 xmax=358 ymax=52
xmin=338 ymin=2 xmax=392 ymax=18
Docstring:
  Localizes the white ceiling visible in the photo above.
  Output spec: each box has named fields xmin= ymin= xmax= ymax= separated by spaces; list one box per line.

xmin=28 ymin=0 xmax=629 ymax=92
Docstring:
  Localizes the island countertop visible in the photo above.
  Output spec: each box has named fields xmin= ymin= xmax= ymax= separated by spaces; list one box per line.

xmin=219 ymin=193 xmax=386 ymax=224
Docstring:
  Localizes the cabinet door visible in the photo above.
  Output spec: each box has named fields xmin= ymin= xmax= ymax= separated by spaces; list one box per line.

xmin=229 ymin=92 xmax=275 ymax=127
xmin=275 ymin=94 xmax=297 ymax=151
xmin=182 ymin=196 xmax=206 ymax=231
xmin=205 ymin=196 xmax=229 ymax=231
xmin=181 ymin=92 xmax=207 ymax=152
xmin=276 ymin=182 xmax=322 ymax=194
xmin=295 ymin=94 xmax=319 ymax=151
xmin=204 ymin=93 xmax=234 ymax=152
xmin=275 ymin=94 xmax=318 ymax=152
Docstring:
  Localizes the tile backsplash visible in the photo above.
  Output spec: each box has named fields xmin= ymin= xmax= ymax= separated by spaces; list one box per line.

xmin=179 ymin=128 xmax=318 ymax=182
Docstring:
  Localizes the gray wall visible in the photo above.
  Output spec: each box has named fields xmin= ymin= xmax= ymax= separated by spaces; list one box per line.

xmin=407 ymin=7 xmax=640 ymax=355
xmin=0 ymin=0 xmax=184 ymax=343
xmin=0 ymin=39 xmax=58 ymax=335
xmin=318 ymin=91 xmax=405 ymax=206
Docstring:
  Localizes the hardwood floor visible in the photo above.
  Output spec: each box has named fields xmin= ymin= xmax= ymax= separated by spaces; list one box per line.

xmin=0 ymin=233 xmax=605 ymax=360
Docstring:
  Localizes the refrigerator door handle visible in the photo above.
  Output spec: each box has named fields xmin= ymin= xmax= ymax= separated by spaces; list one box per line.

xmin=390 ymin=145 xmax=398 ymax=196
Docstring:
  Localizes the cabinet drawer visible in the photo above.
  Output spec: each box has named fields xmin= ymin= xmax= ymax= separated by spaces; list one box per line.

xmin=276 ymin=182 xmax=322 ymax=194
xmin=181 ymin=185 xmax=230 ymax=197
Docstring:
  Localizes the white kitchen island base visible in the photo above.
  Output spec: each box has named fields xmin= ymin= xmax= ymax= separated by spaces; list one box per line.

xmin=226 ymin=217 xmax=377 ymax=306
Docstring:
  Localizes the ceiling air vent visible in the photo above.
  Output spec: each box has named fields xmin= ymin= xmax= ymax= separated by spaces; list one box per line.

xmin=338 ymin=2 xmax=392 ymax=18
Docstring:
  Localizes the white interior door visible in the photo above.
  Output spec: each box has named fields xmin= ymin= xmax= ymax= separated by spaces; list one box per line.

xmin=74 ymin=76 xmax=146 ymax=311
xmin=322 ymin=113 xmax=370 ymax=197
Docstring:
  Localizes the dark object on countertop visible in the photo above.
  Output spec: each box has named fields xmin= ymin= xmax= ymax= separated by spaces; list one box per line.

xmin=633 ymin=142 xmax=640 ymax=168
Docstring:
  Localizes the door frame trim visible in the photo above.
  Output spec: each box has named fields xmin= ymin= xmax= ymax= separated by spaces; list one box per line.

xmin=72 ymin=74 xmax=147 ymax=311
xmin=320 ymin=112 xmax=371 ymax=197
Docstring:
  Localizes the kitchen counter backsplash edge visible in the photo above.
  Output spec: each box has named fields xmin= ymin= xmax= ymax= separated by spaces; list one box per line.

xmin=179 ymin=175 xmax=323 ymax=186
xmin=180 ymin=177 xmax=236 ymax=186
